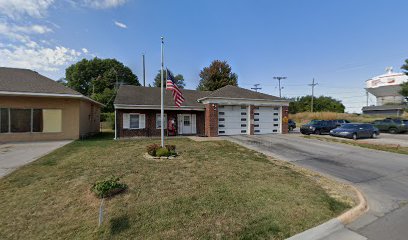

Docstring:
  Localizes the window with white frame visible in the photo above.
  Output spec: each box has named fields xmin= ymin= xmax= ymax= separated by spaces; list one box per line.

xmin=156 ymin=114 xmax=167 ymax=129
xmin=129 ymin=114 xmax=140 ymax=129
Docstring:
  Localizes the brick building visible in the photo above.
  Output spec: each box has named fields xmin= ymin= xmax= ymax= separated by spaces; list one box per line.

xmin=114 ymin=85 xmax=290 ymax=138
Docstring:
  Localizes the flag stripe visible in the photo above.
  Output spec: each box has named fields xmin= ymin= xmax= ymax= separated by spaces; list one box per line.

xmin=165 ymin=69 xmax=184 ymax=108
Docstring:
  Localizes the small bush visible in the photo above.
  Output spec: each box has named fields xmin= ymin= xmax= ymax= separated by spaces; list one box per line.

xmin=91 ymin=176 xmax=128 ymax=198
xmin=165 ymin=145 xmax=176 ymax=152
xmin=156 ymin=148 xmax=170 ymax=157
xmin=146 ymin=144 xmax=160 ymax=156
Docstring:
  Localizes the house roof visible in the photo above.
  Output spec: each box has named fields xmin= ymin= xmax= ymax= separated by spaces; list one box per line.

xmin=197 ymin=85 xmax=284 ymax=101
xmin=0 ymin=67 xmax=103 ymax=105
xmin=114 ymin=85 xmax=210 ymax=109
xmin=0 ymin=67 xmax=80 ymax=95
xmin=362 ymin=104 xmax=407 ymax=111
xmin=114 ymin=85 xmax=286 ymax=109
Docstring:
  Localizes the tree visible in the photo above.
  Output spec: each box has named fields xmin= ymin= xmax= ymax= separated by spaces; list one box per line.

xmin=197 ymin=60 xmax=238 ymax=91
xmin=65 ymin=58 xmax=140 ymax=112
xmin=153 ymin=70 xmax=185 ymax=88
xmin=289 ymin=95 xmax=345 ymax=114
xmin=400 ymin=60 xmax=408 ymax=102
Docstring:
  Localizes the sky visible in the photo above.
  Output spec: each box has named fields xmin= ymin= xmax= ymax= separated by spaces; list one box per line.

xmin=1 ymin=0 xmax=407 ymax=112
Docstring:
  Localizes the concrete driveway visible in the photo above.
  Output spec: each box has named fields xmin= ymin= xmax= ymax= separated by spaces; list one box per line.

xmin=227 ymin=134 xmax=408 ymax=240
xmin=0 ymin=141 xmax=72 ymax=177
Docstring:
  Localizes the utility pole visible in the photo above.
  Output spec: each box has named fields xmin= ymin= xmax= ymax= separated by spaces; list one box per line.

xmin=142 ymin=54 xmax=146 ymax=87
xmin=273 ymin=76 xmax=287 ymax=98
xmin=308 ymin=78 xmax=318 ymax=112
xmin=366 ymin=91 xmax=369 ymax=106
xmin=251 ymin=84 xmax=262 ymax=92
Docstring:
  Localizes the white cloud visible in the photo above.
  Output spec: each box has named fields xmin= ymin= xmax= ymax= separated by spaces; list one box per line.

xmin=114 ymin=21 xmax=127 ymax=29
xmin=82 ymin=48 xmax=89 ymax=53
xmin=84 ymin=0 xmax=127 ymax=9
xmin=0 ymin=0 xmax=54 ymax=19
xmin=0 ymin=44 xmax=82 ymax=72
xmin=0 ymin=22 xmax=52 ymax=47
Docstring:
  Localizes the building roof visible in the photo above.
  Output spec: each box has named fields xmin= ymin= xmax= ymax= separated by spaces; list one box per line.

xmin=114 ymin=85 xmax=286 ymax=109
xmin=362 ymin=104 xmax=407 ymax=111
xmin=0 ymin=67 xmax=80 ymax=95
xmin=198 ymin=85 xmax=283 ymax=101
xmin=114 ymin=85 xmax=210 ymax=109
xmin=0 ymin=67 xmax=103 ymax=105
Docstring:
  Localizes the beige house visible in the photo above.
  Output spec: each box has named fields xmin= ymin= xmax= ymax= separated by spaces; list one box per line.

xmin=0 ymin=67 xmax=102 ymax=142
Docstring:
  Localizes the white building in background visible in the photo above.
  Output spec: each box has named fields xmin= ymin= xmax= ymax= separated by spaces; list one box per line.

xmin=362 ymin=67 xmax=408 ymax=116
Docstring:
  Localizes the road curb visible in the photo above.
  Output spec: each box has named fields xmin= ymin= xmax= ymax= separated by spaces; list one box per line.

xmin=286 ymin=185 xmax=368 ymax=240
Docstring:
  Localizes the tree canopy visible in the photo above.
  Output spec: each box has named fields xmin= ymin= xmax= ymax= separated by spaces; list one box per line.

xmin=289 ymin=95 xmax=345 ymax=114
xmin=153 ymin=70 xmax=185 ymax=88
xmin=197 ymin=60 xmax=238 ymax=91
xmin=399 ymin=82 xmax=408 ymax=101
xmin=65 ymin=58 xmax=139 ymax=112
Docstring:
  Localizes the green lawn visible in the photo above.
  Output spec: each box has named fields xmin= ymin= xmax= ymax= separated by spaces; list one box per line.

xmin=0 ymin=133 xmax=352 ymax=239
xmin=303 ymin=135 xmax=408 ymax=155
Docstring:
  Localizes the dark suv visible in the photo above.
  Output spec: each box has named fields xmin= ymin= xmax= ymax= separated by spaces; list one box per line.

xmin=372 ymin=118 xmax=408 ymax=134
xmin=288 ymin=119 xmax=296 ymax=131
xmin=300 ymin=120 xmax=338 ymax=135
xmin=334 ymin=119 xmax=350 ymax=127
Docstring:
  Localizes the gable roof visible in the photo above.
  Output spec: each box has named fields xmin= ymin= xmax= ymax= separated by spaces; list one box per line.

xmin=0 ymin=67 xmax=103 ymax=105
xmin=197 ymin=85 xmax=283 ymax=101
xmin=114 ymin=85 xmax=210 ymax=109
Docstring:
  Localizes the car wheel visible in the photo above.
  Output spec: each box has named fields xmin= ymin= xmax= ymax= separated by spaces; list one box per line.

xmin=314 ymin=130 xmax=321 ymax=135
xmin=352 ymin=133 xmax=358 ymax=140
xmin=289 ymin=126 xmax=293 ymax=131
xmin=389 ymin=128 xmax=397 ymax=134
xmin=372 ymin=132 xmax=378 ymax=138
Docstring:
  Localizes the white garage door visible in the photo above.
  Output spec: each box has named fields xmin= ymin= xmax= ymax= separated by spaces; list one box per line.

xmin=254 ymin=107 xmax=280 ymax=134
xmin=218 ymin=105 xmax=248 ymax=136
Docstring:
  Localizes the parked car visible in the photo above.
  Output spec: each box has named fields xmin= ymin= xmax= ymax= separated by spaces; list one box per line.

xmin=288 ymin=119 xmax=296 ymax=131
xmin=330 ymin=123 xmax=380 ymax=140
xmin=334 ymin=119 xmax=350 ymax=127
xmin=372 ymin=118 xmax=408 ymax=134
xmin=300 ymin=120 xmax=337 ymax=135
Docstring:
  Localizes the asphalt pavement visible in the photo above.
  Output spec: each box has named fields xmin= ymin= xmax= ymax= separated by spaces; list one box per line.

xmin=227 ymin=134 xmax=408 ymax=240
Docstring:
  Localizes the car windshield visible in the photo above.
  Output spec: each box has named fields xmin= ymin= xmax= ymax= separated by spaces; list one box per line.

xmin=340 ymin=124 xmax=360 ymax=129
xmin=308 ymin=120 xmax=321 ymax=124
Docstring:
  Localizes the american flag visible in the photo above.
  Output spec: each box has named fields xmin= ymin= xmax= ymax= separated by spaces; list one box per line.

xmin=166 ymin=69 xmax=185 ymax=107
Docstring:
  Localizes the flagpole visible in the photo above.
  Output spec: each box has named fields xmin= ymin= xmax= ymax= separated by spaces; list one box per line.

xmin=160 ymin=36 xmax=165 ymax=147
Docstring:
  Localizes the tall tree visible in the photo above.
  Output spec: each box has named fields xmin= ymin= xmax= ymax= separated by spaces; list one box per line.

xmin=65 ymin=58 xmax=140 ymax=112
xmin=289 ymin=95 xmax=345 ymax=114
xmin=153 ymin=70 xmax=185 ymax=88
xmin=197 ymin=60 xmax=238 ymax=91
xmin=400 ymin=60 xmax=408 ymax=101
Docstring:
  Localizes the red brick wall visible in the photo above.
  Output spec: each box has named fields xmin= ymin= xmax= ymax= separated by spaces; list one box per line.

xmin=249 ymin=105 xmax=255 ymax=135
xmin=116 ymin=109 xmax=205 ymax=138
xmin=281 ymin=106 xmax=289 ymax=134
xmin=205 ymin=103 xmax=218 ymax=137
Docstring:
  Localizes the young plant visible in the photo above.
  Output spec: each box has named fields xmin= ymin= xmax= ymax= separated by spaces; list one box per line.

xmin=91 ymin=176 xmax=128 ymax=198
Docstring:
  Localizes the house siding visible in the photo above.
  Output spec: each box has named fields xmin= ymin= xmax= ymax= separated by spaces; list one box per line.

xmin=79 ymin=100 xmax=101 ymax=138
xmin=204 ymin=103 xmax=218 ymax=137
xmin=0 ymin=96 xmax=81 ymax=142
xmin=116 ymin=109 xmax=205 ymax=138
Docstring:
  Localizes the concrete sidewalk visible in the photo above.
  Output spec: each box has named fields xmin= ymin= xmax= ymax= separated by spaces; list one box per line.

xmin=0 ymin=141 xmax=72 ymax=177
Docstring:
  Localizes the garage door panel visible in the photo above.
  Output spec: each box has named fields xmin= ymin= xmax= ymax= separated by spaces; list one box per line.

xmin=254 ymin=107 xmax=281 ymax=134
xmin=218 ymin=105 xmax=248 ymax=136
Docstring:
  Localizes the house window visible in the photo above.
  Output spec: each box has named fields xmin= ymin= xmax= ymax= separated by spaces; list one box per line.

xmin=219 ymin=130 xmax=225 ymax=134
xmin=219 ymin=124 xmax=225 ymax=128
xmin=219 ymin=112 xmax=225 ymax=115
xmin=254 ymin=119 xmax=259 ymax=122
xmin=254 ymin=113 xmax=259 ymax=116
xmin=274 ymin=107 xmax=279 ymax=110
xmin=241 ymin=118 xmax=246 ymax=121
xmin=241 ymin=130 xmax=246 ymax=133
xmin=255 ymin=130 xmax=260 ymax=133
xmin=273 ymin=130 xmax=278 ymax=132
xmin=254 ymin=124 xmax=259 ymax=127
xmin=130 ymin=114 xmax=140 ymax=129
xmin=219 ymin=118 xmax=225 ymax=121
xmin=0 ymin=108 xmax=9 ymax=133
xmin=156 ymin=114 xmax=167 ymax=129
xmin=183 ymin=115 xmax=191 ymax=126
xmin=0 ymin=108 xmax=62 ymax=133
xmin=241 ymin=112 xmax=246 ymax=115
xmin=274 ymin=113 xmax=279 ymax=116
xmin=241 ymin=124 xmax=246 ymax=127
xmin=273 ymin=118 xmax=279 ymax=121
xmin=241 ymin=106 xmax=246 ymax=109
xmin=274 ymin=124 xmax=279 ymax=127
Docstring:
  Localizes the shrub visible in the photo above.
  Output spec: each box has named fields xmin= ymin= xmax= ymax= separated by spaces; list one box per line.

xmin=91 ymin=176 xmax=128 ymax=198
xmin=100 ymin=112 xmax=115 ymax=130
xmin=165 ymin=145 xmax=176 ymax=152
xmin=156 ymin=147 xmax=170 ymax=157
xmin=146 ymin=144 xmax=160 ymax=156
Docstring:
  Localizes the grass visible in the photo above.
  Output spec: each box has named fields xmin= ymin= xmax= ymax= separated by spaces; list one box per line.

xmin=303 ymin=135 xmax=408 ymax=155
xmin=0 ymin=133 xmax=352 ymax=240
xmin=289 ymin=111 xmax=405 ymax=125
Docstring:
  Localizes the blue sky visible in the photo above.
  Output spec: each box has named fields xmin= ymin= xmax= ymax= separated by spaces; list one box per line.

xmin=1 ymin=0 xmax=407 ymax=112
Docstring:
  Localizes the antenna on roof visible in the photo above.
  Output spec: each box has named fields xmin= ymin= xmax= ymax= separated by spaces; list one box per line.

xmin=251 ymin=84 xmax=262 ymax=92
xmin=385 ymin=66 xmax=393 ymax=74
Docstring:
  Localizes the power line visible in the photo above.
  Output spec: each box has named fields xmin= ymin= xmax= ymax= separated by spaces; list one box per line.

xmin=308 ymin=78 xmax=318 ymax=112
xmin=273 ymin=76 xmax=287 ymax=98
xmin=251 ymin=84 xmax=262 ymax=92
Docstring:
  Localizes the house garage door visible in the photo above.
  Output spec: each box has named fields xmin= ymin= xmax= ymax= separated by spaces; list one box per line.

xmin=254 ymin=107 xmax=280 ymax=134
xmin=218 ymin=105 xmax=248 ymax=136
